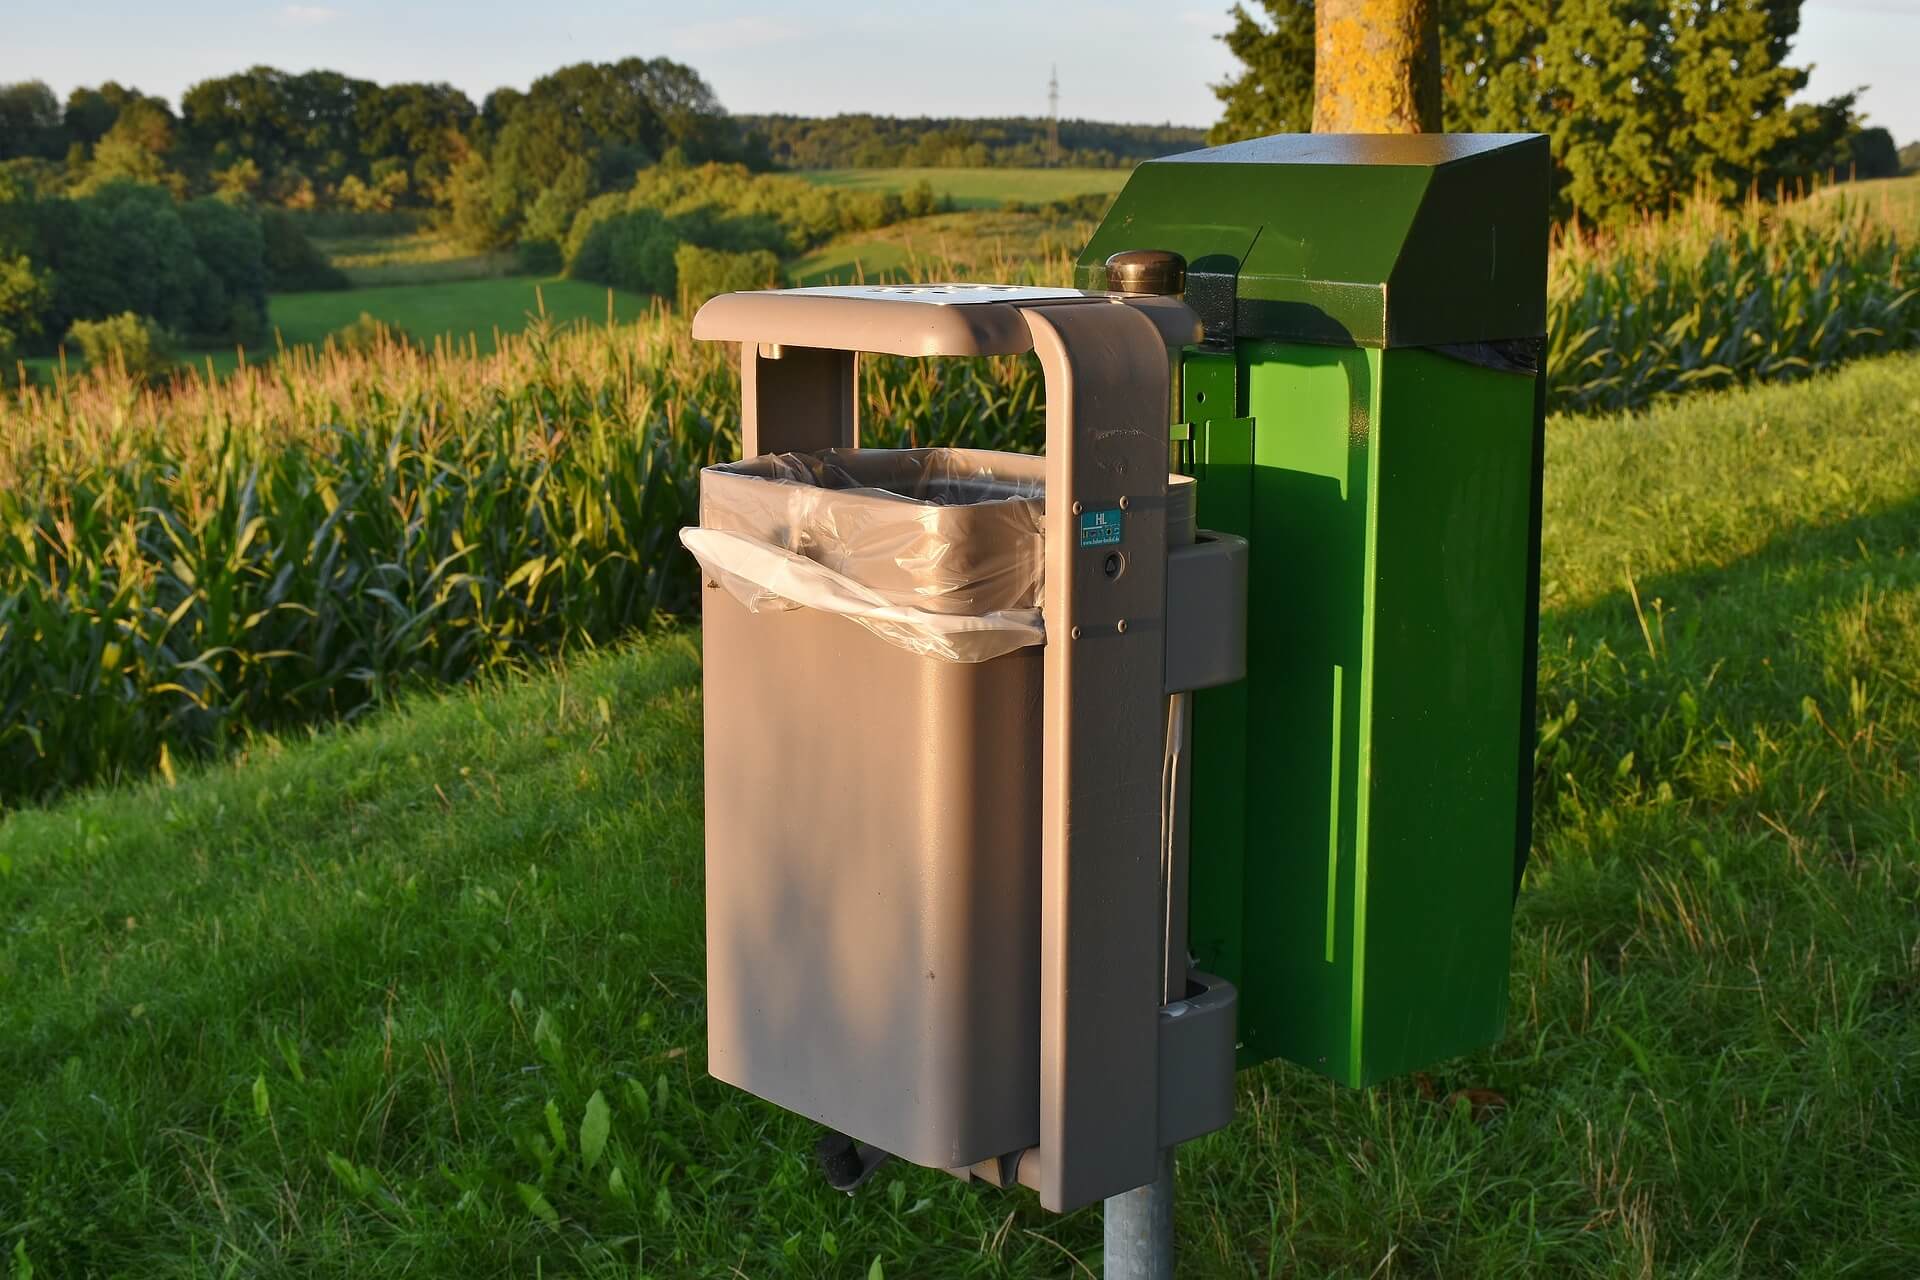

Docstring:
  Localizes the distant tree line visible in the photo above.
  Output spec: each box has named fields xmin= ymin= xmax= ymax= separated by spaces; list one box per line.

xmin=1211 ymin=0 xmax=1906 ymax=225
xmin=0 ymin=65 xmax=1196 ymax=240
xmin=0 ymin=164 xmax=347 ymax=364
xmin=735 ymin=115 xmax=1206 ymax=169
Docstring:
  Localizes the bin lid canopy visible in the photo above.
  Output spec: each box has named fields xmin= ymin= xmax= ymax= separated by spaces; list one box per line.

xmin=691 ymin=284 xmax=1199 ymax=357
xmin=1074 ymin=132 xmax=1550 ymax=349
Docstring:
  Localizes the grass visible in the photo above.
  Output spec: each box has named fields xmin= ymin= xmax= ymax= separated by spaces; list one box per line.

xmin=1546 ymin=191 xmax=1915 ymax=413
xmin=2 ymin=188 xmax=1914 ymax=802
xmin=5 ymin=350 xmax=1920 ymax=1275
xmin=0 ymin=307 xmax=1048 ymax=806
xmin=15 ymin=276 xmax=651 ymax=384
xmin=269 ymin=276 xmax=652 ymax=353
xmin=799 ymin=167 xmax=1132 ymax=210
xmin=312 ymin=230 xmax=520 ymax=288
xmin=788 ymin=210 xmax=1095 ymax=286
xmin=1794 ymin=172 xmax=1920 ymax=231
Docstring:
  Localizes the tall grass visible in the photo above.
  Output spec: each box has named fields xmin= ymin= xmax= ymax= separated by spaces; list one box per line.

xmin=1547 ymin=193 xmax=1916 ymax=413
xmin=0 ymin=306 xmax=1047 ymax=805
xmin=2 ymin=190 xmax=1914 ymax=803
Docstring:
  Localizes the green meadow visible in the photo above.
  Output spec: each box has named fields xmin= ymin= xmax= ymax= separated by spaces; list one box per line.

xmin=799 ymin=167 xmax=1133 ymax=209
xmin=269 ymin=276 xmax=652 ymax=353
xmin=6 ymin=351 xmax=1920 ymax=1276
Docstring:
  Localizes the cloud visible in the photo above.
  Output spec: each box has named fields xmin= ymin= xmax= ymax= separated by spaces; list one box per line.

xmin=670 ymin=16 xmax=797 ymax=52
xmin=279 ymin=4 xmax=341 ymax=26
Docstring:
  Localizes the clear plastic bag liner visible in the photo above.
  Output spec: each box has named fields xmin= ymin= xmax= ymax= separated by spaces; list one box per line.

xmin=682 ymin=528 xmax=1045 ymax=661
xmin=684 ymin=447 xmax=1047 ymax=662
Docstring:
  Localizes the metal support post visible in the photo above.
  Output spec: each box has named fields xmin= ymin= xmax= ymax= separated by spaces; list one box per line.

xmin=1104 ymin=1147 xmax=1176 ymax=1279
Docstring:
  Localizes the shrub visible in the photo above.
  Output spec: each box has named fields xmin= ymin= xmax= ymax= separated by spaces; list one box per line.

xmin=2 ymin=178 xmax=276 ymax=346
xmin=0 ymin=252 xmax=51 ymax=361
xmin=901 ymin=179 xmax=938 ymax=218
xmin=560 ymin=162 xmax=917 ymax=291
xmin=50 ymin=181 xmax=205 ymax=335
xmin=64 ymin=311 xmax=177 ymax=377
xmin=672 ymin=244 xmax=782 ymax=309
xmin=515 ymin=238 xmax=563 ymax=275
xmin=261 ymin=210 xmax=348 ymax=291
xmin=325 ymin=311 xmax=420 ymax=354
xmin=178 ymin=196 xmax=268 ymax=339
xmin=567 ymin=205 xmax=680 ymax=294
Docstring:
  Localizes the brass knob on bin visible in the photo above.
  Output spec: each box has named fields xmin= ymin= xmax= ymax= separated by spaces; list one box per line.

xmin=1105 ymin=249 xmax=1187 ymax=297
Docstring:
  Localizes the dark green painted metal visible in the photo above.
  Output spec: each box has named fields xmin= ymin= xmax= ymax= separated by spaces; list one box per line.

xmin=1089 ymin=131 xmax=1547 ymax=1086
xmin=1075 ymin=133 xmax=1549 ymax=349
xmin=1181 ymin=350 xmax=1253 ymax=994
xmin=1186 ymin=343 xmax=1536 ymax=1084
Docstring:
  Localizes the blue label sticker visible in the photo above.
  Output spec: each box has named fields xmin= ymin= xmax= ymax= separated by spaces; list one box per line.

xmin=1078 ymin=507 xmax=1124 ymax=547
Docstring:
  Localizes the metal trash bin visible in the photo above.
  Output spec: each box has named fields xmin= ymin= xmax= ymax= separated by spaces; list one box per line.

xmin=683 ymin=446 xmax=1052 ymax=1169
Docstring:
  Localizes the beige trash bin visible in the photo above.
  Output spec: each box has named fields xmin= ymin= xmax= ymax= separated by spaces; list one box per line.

xmin=684 ymin=446 xmax=1052 ymax=1169
xmin=684 ymin=283 xmax=1240 ymax=1213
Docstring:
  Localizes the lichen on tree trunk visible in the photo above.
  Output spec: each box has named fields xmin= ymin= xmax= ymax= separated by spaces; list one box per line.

xmin=1312 ymin=0 xmax=1441 ymax=133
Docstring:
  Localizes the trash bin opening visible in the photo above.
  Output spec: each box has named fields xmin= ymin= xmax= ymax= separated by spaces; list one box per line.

xmin=685 ymin=447 xmax=1048 ymax=664
xmin=709 ymin=447 xmax=1044 ymax=508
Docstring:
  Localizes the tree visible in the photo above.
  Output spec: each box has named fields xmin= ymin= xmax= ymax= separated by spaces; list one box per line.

xmin=0 ymin=82 xmax=64 ymax=161
xmin=479 ymin=58 xmax=735 ymax=238
xmin=0 ymin=253 xmax=52 ymax=361
xmin=178 ymin=196 xmax=267 ymax=339
xmin=1667 ymin=0 xmax=1814 ymax=200
xmin=80 ymin=98 xmax=183 ymax=194
xmin=60 ymin=82 xmax=159 ymax=150
xmin=50 ymin=182 xmax=206 ymax=335
xmin=1210 ymin=2 xmax=1316 ymax=143
xmin=1313 ymin=0 xmax=1440 ymax=131
xmin=355 ymin=81 xmax=476 ymax=203
xmin=1845 ymin=127 xmax=1899 ymax=180
xmin=181 ymin=67 xmax=378 ymax=195
xmin=64 ymin=311 xmax=178 ymax=378
xmin=1216 ymin=0 xmax=1852 ymax=224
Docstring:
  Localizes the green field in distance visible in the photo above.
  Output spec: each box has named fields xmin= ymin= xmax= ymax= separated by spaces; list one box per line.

xmin=799 ymin=166 xmax=1133 ymax=209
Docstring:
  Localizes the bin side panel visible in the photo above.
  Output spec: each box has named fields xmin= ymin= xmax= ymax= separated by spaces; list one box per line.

xmin=1355 ymin=348 xmax=1530 ymax=1080
xmin=701 ymin=595 xmax=1042 ymax=1169
xmin=1200 ymin=342 xmax=1533 ymax=1085
xmin=1229 ymin=343 xmax=1378 ymax=1081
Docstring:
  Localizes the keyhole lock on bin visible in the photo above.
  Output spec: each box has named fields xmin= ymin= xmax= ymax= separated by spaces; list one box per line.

xmin=680 ymin=132 xmax=1549 ymax=1218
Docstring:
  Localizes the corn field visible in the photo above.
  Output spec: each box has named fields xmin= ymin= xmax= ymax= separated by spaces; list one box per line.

xmin=1 ymin=188 xmax=1914 ymax=804
xmin=1547 ymin=193 xmax=1917 ymax=413
xmin=0 ymin=312 xmax=1049 ymax=804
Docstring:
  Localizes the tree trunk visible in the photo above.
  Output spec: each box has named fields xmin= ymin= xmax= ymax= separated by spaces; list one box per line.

xmin=1312 ymin=0 xmax=1441 ymax=133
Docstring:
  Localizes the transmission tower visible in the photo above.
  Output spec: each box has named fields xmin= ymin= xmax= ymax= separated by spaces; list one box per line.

xmin=1047 ymin=65 xmax=1060 ymax=168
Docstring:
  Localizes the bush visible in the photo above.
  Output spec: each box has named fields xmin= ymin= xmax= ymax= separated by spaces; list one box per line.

xmin=64 ymin=311 xmax=177 ymax=378
xmin=560 ymin=161 xmax=921 ymax=293
xmin=515 ymin=238 xmax=562 ymax=275
xmin=673 ymin=243 xmax=782 ymax=309
xmin=178 ymin=197 xmax=268 ymax=339
xmin=261 ymin=210 xmax=348 ymax=291
xmin=567 ymin=204 xmax=680 ymax=294
xmin=2 ymin=178 xmax=273 ymax=347
xmin=50 ymin=182 xmax=205 ymax=335
xmin=901 ymin=178 xmax=938 ymax=218
xmin=0 ymin=252 xmax=51 ymax=361
xmin=325 ymin=311 xmax=420 ymax=354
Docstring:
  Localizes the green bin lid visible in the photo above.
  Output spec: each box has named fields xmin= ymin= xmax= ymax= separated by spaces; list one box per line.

xmin=1074 ymin=133 xmax=1549 ymax=349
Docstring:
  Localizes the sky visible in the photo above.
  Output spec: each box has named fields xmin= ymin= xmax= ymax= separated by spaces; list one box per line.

xmin=5 ymin=0 xmax=1917 ymax=145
